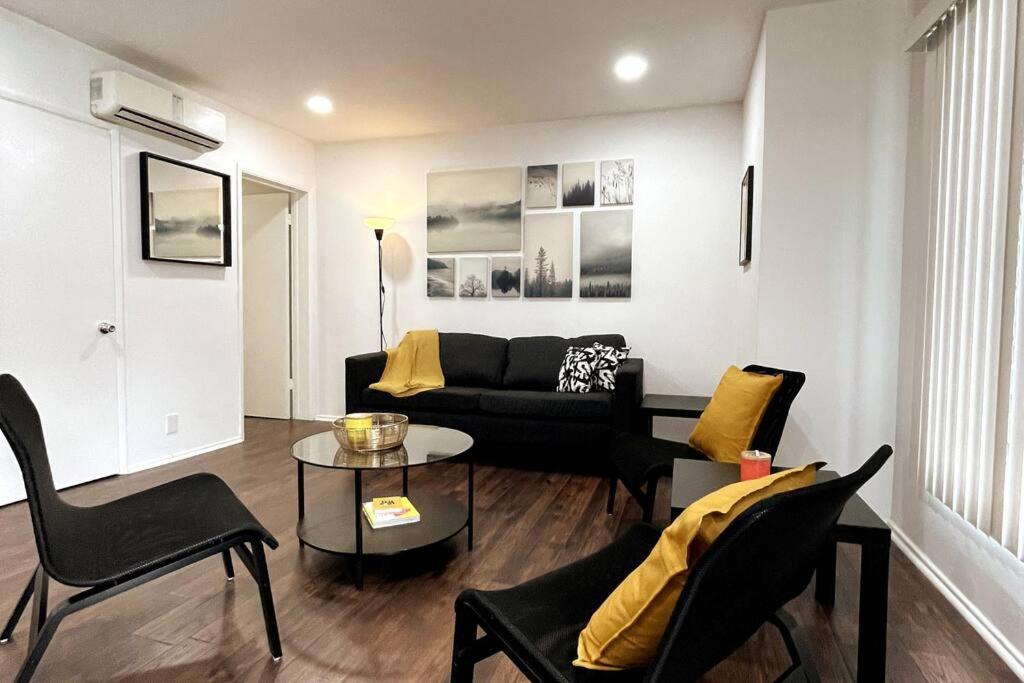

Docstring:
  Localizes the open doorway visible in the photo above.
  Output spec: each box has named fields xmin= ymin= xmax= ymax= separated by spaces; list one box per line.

xmin=241 ymin=177 xmax=295 ymax=419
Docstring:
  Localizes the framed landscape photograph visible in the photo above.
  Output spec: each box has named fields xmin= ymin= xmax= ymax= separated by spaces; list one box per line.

xmin=458 ymin=257 xmax=489 ymax=298
xmin=140 ymin=152 xmax=232 ymax=266
xmin=427 ymin=167 xmax=522 ymax=252
xmin=523 ymin=212 xmax=573 ymax=298
xmin=581 ymin=210 xmax=632 ymax=298
xmin=427 ymin=257 xmax=455 ymax=297
xmin=490 ymin=256 xmax=522 ymax=298
xmin=526 ymin=164 xmax=558 ymax=209
xmin=562 ymin=162 xmax=595 ymax=207
xmin=739 ymin=165 xmax=754 ymax=266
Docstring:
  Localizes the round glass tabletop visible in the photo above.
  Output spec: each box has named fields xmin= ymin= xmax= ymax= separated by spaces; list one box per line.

xmin=290 ymin=424 xmax=473 ymax=470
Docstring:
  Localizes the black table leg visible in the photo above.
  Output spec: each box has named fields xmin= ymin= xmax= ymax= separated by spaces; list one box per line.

xmin=297 ymin=461 xmax=305 ymax=547
xmin=402 ymin=466 xmax=409 ymax=497
xmin=467 ymin=458 xmax=474 ymax=551
xmin=856 ymin=537 xmax=890 ymax=682
xmin=353 ymin=470 xmax=364 ymax=590
xmin=815 ymin=537 xmax=837 ymax=607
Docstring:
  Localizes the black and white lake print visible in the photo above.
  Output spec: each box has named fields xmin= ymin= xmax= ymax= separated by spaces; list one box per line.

xmin=427 ymin=257 xmax=455 ymax=297
xmin=150 ymin=188 xmax=224 ymax=260
xmin=427 ymin=167 xmax=522 ymax=252
xmin=490 ymin=256 xmax=522 ymax=298
xmin=600 ymin=159 xmax=634 ymax=206
xmin=561 ymin=162 xmax=595 ymax=207
xmin=526 ymin=164 xmax=558 ymax=209
xmin=580 ymin=209 xmax=632 ymax=298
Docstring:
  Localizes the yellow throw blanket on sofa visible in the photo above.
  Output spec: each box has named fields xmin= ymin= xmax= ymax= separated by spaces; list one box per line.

xmin=369 ymin=329 xmax=445 ymax=397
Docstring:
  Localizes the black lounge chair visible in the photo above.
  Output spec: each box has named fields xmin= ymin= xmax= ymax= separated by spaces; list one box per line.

xmin=607 ymin=364 xmax=806 ymax=522
xmin=0 ymin=374 xmax=282 ymax=682
xmin=451 ymin=444 xmax=893 ymax=682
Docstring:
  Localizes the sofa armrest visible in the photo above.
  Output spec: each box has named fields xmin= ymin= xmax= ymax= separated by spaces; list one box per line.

xmin=612 ymin=358 xmax=644 ymax=433
xmin=346 ymin=351 xmax=388 ymax=413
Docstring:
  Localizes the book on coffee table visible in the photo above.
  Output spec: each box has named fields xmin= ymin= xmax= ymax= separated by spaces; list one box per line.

xmin=362 ymin=496 xmax=420 ymax=529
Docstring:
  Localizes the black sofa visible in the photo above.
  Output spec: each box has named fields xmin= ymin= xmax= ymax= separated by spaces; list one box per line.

xmin=345 ymin=333 xmax=643 ymax=463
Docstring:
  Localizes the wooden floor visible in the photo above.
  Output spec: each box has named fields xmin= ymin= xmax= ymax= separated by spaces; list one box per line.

xmin=0 ymin=418 xmax=1015 ymax=682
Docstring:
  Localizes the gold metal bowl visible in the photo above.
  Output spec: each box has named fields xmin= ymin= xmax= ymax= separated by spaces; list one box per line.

xmin=332 ymin=413 xmax=409 ymax=452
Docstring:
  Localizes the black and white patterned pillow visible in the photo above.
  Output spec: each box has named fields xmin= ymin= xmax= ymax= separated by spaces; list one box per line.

xmin=590 ymin=343 xmax=631 ymax=392
xmin=557 ymin=346 xmax=598 ymax=393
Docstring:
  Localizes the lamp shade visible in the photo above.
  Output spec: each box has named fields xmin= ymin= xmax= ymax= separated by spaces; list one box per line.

xmin=364 ymin=216 xmax=395 ymax=230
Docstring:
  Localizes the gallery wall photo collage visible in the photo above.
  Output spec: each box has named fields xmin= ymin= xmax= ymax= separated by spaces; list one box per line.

xmin=425 ymin=159 xmax=634 ymax=301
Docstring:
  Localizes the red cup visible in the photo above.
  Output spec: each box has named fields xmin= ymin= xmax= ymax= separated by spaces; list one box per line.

xmin=740 ymin=450 xmax=772 ymax=481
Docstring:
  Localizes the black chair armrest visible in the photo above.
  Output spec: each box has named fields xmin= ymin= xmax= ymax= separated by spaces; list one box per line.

xmin=613 ymin=358 xmax=644 ymax=433
xmin=345 ymin=351 xmax=388 ymax=413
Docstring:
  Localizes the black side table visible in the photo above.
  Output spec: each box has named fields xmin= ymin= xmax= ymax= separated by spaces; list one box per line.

xmin=638 ymin=393 xmax=710 ymax=435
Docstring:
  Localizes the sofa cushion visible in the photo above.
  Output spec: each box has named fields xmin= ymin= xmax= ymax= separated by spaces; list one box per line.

xmin=439 ymin=333 xmax=509 ymax=387
xmin=478 ymin=389 xmax=612 ymax=421
xmin=504 ymin=334 xmax=627 ymax=390
xmin=361 ymin=386 xmax=482 ymax=413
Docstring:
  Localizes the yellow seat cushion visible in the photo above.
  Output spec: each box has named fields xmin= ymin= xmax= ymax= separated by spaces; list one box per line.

xmin=575 ymin=462 xmax=821 ymax=671
xmin=689 ymin=366 xmax=784 ymax=463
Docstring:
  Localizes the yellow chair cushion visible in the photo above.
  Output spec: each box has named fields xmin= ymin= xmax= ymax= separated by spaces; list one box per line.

xmin=689 ymin=366 xmax=784 ymax=463
xmin=575 ymin=462 xmax=821 ymax=671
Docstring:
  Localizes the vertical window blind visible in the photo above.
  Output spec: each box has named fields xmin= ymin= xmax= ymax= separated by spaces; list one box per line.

xmin=917 ymin=0 xmax=1023 ymax=559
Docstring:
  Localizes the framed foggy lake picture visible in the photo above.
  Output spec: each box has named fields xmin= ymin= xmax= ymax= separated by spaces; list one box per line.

xmin=427 ymin=257 xmax=455 ymax=297
xmin=140 ymin=152 xmax=231 ymax=266
xmin=427 ymin=167 xmax=522 ymax=252
xmin=580 ymin=209 xmax=632 ymax=298
xmin=524 ymin=212 xmax=573 ymax=298
xmin=490 ymin=256 xmax=522 ymax=298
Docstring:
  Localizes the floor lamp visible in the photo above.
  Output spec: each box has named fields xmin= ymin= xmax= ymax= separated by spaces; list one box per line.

xmin=364 ymin=217 xmax=394 ymax=351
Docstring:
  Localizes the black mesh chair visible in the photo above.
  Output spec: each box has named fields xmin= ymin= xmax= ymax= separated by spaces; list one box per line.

xmin=607 ymin=365 xmax=806 ymax=522
xmin=451 ymin=445 xmax=891 ymax=682
xmin=0 ymin=374 xmax=282 ymax=682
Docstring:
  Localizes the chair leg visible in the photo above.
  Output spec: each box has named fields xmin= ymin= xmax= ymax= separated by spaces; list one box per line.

xmin=451 ymin=601 xmax=479 ymax=683
xmin=251 ymin=542 xmax=282 ymax=662
xmin=28 ymin=568 xmax=48 ymax=642
xmin=769 ymin=609 xmax=820 ymax=683
xmin=1 ymin=569 xmax=36 ymax=643
xmin=14 ymin=596 xmax=67 ymax=683
xmin=606 ymin=476 xmax=617 ymax=515
xmin=643 ymin=476 xmax=660 ymax=524
xmin=222 ymin=551 xmax=235 ymax=581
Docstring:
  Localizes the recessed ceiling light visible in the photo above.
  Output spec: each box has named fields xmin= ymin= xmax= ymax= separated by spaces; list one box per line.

xmin=614 ymin=54 xmax=648 ymax=82
xmin=305 ymin=95 xmax=334 ymax=114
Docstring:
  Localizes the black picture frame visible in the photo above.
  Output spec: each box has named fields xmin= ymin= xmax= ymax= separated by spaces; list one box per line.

xmin=140 ymin=151 xmax=232 ymax=267
xmin=739 ymin=165 xmax=754 ymax=266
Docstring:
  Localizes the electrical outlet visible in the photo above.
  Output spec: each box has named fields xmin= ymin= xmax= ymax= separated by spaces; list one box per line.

xmin=165 ymin=413 xmax=179 ymax=435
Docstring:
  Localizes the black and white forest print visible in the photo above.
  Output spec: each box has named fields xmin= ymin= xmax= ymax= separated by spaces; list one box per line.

xmin=557 ymin=346 xmax=598 ymax=393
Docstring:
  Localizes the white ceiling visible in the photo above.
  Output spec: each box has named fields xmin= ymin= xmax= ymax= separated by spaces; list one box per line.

xmin=2 ymin=0 xmax=826 ymax=142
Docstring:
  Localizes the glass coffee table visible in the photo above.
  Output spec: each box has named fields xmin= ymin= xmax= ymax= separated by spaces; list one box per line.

xmin=290 ymin=424 xmax=474 ymax=589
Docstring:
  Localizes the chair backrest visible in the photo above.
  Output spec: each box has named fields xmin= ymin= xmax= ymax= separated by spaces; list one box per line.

xmin=0 ymin=374 xmax=75 ymax=577
xmin=645 ymin=445 xmax=892 ymax=682
xmin=743 ymin=364 xmax=806 ymax=458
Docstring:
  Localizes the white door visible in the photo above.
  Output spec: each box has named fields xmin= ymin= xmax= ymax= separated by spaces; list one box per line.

xmin=0 ymin=99 xmax=122 ymax=505
xmin=243 ymin=193 xmax=291 ymax=419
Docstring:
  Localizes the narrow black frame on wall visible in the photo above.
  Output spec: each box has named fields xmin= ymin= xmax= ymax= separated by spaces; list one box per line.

xmin=140 ymin=151 xmax=233 ymax=267
xmin=739 ymin=165 xmax=754 ymax=266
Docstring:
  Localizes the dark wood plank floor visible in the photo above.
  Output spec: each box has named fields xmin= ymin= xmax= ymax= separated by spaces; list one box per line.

xmin=0 ymin=418 xmax=1015 ymax=682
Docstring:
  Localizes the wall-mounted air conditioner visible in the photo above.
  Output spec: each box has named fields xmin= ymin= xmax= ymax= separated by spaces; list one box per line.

xmin=89 ymin=70 xmax=226 ymax=151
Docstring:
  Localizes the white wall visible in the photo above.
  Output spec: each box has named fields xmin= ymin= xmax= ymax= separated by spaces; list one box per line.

xmin=316 ymin=106 xmax=744 ymax=431
xmin=738 ymin=26 xmax=766 ymax=363
xmin=749 ymin=0 xmax=910 ymax=515
xmin=0 ymin=8 xmax=317 ymax=472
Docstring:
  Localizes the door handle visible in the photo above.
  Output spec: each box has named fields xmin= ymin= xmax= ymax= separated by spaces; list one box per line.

xmin=98 ymin=322 xmax=117 ymax=335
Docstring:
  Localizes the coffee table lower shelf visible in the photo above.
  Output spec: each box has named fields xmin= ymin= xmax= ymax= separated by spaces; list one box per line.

xmin=297 ymin=492 xmax=469 ymax=556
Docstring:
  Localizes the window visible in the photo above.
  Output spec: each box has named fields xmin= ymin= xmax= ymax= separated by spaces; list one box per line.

xmin=916 ymin=0 xmax=1023 ymax=559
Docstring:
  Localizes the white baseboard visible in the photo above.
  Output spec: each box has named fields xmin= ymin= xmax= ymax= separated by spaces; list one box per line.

xmin=125 ymin=435 xmax=244 ymax=474
xmin=890 ymin=522 xmax=1024 ymax=680
xmin=315 ymin=414 xmax=342 ymax=422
